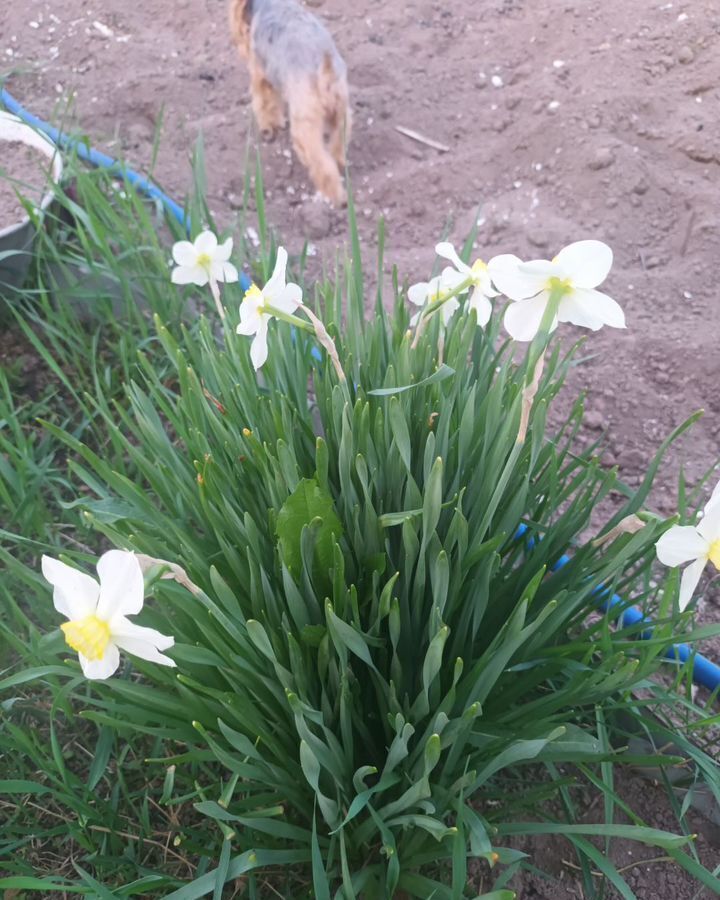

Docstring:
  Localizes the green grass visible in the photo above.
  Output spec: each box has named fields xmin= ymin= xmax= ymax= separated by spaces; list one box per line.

xmin=0 ymin=145 xmax=252 ymax=893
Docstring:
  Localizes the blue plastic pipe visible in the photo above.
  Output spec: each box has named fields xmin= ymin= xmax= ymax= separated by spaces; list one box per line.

xmin=0 ymin=89 xmax=336 ymax=363
xmin=1 ymin=87 xmax=252 ymax=291
xmin=516 ymin=524 xmax=720 ymax=692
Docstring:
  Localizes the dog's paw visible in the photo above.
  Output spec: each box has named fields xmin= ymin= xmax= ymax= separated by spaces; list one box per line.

xmin=318 ymin=180 xmax=347 ymax=208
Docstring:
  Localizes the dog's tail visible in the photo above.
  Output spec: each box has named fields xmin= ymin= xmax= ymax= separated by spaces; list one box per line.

xmin=319 ymin=54 xmax=352 ymax=154
xmin=228 ymin=0 xmax=253 ymax=58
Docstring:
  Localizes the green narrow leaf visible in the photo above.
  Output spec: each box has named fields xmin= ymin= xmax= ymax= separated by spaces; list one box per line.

xmin=368 ymin=364 xmax=455 ymax=396
xmin=212 ymin=838 xmax=232 ymax=900
xmin=311 ymin=807 xmax=331 ymax=900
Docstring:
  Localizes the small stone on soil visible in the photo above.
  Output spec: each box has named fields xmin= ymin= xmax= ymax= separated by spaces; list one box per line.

xmin=588 ymin=147 xmax=616 ymax=170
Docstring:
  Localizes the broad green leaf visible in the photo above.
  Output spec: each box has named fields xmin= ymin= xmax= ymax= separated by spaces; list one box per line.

xmin=276 ymin=477 xmax=343 ymax=579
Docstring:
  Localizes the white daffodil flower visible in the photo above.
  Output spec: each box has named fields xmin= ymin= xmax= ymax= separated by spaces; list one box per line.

xmin=237 ymin=247 xmax=302 ymax=370
xmin=171 ymin=231 xmax=239 ymax=287
xmin=656 ymin=488 xmax=720 ymax=610
xmin=42 ymin=550 xmax=176 ymax=680
xmin=408 ymin=267 xmax=466 ymax=327
xmin=434 ymin=242 xmax=499 ymax=327
xmin=488 ymin=240 xmax=625 ymax=342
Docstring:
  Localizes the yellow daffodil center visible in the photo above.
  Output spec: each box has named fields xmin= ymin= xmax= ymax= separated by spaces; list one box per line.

xmin=61 ymin=615 xmax=111 ymax=661
xmin=196 ymin=252 xmax=213 ymax=270
xmin=243 ymin=283 xmax=266 ymax=312
xmin=546 ymin=275 xmax=574 ymax=296
xmin=708 ymin=540 xmax=720 ymax=570
xmin=470 ymin=259 xmax=487 ymax=284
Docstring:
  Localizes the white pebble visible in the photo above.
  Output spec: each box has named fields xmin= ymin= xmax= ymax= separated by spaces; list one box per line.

xmin=491 ymin=75 xmax=503 ymax=88
xmin=92 ymin=20 xmax=113 ymax=37
xmin=553 ymin=59 xmax=565 ymax=68
xmin=547 ymin=100 xmax=560 ymax=111
xmin=29 ymin=20 xmax=40 ymax=28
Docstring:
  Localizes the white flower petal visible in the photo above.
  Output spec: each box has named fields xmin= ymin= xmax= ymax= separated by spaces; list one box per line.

xmin=555 ymin=240 xmax=612 ymax=289
xmin=194 ymin=230 xmax=218 ymax=257
xmin=172 ymin=265 xmax=208 ymax=287
xmin=518 ymin=259 xmax=558 ymax=278
xmin=559 ymin=288 xmax=625 ymax=330
xmin=273 ymin=282 xmax=302 ymax=314
xmin=556 ymin=293 xmax=603 ymax=330
xmin=435 ymin=242 xmax=470 ymax=275
xmin=655 ymin=526 xmax=708 ymax=567
xmin=264 ymin=247 xmax=288 ymax=301
xmin=489 ymin=254 xmax=548 ymax=301
xmin=439 ymin=267 xmax=468 ymax=294
xmin=110 ymin=616 xmax=175 ymax=649
xmin=468 ymin=288 xmax=493 ymax=327
xmin=220 ymin=262 xmax=239 ymax=283
xmin=474 ymin=267 xmax=500 ymax=297
xmin=42 ymin=556 xmax=99 ymax=620
xmin=209 ymin=260 xmax=236 ymax=283
xmin=503 ymin=292 xmax=554 ymax=341
xmin=78 ymin=643 xmax=120 ymax=680
xmin=95 ymin=550 xmax=145 ymax=620
xmin=440 ymin=296 xmax=460 ymax=326
xmin=250 ymin=320 xmax=270 ymax=370
xmin=408 ymin=282 xmax=429 ymax=307
xmin=679 ymin=556 xmax=707 ymax=611
xmin=172 ymin=241 xmax=197 ymax=267
xmin=215 ymin=237 xmax=233 ymax=262
xmin=707 ymin=479 xmax=720 ymax=509
xmin=697 ymin=499 xmax=720 ymax=542
xmin=237 ymin=312 xmax=260 ymax=335
xmin=237 ymin=290 xmax=264 ymax=333
xmin=112 ymin=636 xmax=176 ymax=667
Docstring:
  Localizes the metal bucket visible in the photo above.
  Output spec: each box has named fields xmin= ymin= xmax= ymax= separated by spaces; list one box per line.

xmin=0 ymin=110 xmax=63 ymax=295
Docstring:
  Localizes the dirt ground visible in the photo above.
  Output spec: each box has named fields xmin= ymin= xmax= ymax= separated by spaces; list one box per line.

xmin=3 ymin=0 xmax=720 ymax=895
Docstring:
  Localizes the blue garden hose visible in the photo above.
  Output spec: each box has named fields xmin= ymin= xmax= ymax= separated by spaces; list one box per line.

xmin=516 ymin=524 xmax=720 ymax=692
xmin=1 ymin=87 xmax=251 ymax=291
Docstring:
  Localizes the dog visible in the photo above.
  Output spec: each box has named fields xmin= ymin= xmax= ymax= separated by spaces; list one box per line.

xmin=229 ymin=0 xmax=351 ymax=206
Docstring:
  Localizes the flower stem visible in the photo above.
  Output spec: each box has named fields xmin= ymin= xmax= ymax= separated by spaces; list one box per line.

xmin=411 ymin=274 xmax=473 ymax=349
xmin=263 ymin=304 xmax=315 ymax=334
xmin=209 ymin=278 xmax=226 ymax=320
xmin=516 ymin=350 xmax=545 ymax=445
xmin=298 ymin=303 xmax=347 ymax=383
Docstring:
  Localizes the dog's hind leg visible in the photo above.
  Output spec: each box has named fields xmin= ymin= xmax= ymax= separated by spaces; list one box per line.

xmin=249 ymin=57 xmax=286 ymax=140
xmin=328 ymin=97 xmax=352 ymax=169
xmin=324 ymin=67 xmax=351 ymax=170
xmin=289 ymin=79 xmax=346 ymax=206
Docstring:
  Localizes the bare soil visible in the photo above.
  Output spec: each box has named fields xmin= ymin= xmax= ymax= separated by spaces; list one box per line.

xmin=2 ymin=0 xmax=720 ymax=895
xmin=0 ymin=140 xmax=47 ymax=221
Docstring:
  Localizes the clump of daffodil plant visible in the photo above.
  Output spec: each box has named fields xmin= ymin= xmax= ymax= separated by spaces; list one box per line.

xmin=28 ymin=203 xmax=720 ymax=899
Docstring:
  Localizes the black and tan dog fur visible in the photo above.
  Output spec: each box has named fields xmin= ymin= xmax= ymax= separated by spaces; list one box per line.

xmin=229 ymin=0 xmax=351 ymax=206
